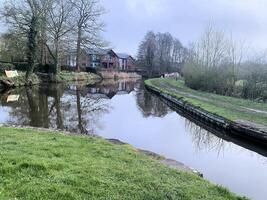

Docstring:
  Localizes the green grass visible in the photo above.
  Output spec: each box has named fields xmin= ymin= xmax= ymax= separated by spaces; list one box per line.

xmin=0 ymin=127 xmax=247 ymax=200
xmin=145 ymin=78 xmax=267 ymax=126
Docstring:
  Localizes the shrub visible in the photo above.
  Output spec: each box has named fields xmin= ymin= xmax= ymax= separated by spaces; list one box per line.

xmin=0 ymin=63 xmax=15 ymax=74
xmin=183 ymin=61 xmax=236 ymax=96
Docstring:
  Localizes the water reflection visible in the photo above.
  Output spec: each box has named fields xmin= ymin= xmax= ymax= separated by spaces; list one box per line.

xmin=185 ymin=119 xmax=226 ymax=155
xmin=0 ymin=79 xmax=143 ymax=134
xmin=1 ymin=78 xmax=267 ymax=199
xmin=136 ymin=83 xmax=170 ymax=118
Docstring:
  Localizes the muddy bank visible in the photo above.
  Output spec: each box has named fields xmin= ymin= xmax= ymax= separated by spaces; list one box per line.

xmin=145 ymin=83 xmax=267 ymax=146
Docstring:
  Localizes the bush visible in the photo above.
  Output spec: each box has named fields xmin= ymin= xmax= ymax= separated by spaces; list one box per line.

xmin=183 ymin=62 xmax=235 ymax=96
xmin=14 ymin=63 xmax=55 ymax=73
xmin=0 ymin=63 xmax=15 ymax=74
xmin=13 ymin=62 xmax=28 ymax=71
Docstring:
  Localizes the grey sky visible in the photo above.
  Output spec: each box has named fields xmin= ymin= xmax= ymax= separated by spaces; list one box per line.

xmin=101 ymin=0 xmax=267 ymax=56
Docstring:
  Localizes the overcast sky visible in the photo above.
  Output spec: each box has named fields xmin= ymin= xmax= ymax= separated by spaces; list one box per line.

xmin=101 ymin=0 xmax=267 ymax=56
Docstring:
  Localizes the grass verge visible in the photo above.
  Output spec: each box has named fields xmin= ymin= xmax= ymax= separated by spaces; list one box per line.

xmin=145 ymin=78 xmax=267 ymax=127
xmin=0 ymin=127 xmax=247 ymax=200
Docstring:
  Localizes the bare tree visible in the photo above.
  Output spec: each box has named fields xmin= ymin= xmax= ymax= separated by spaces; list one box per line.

xmin=171 ymin=39 xmax=188 ymax=74
xmin=70 ymin=0 xmax=105 ymax=71
xmin=137 ymin=31 xmax=157 ymax=76
xmin=155 ymin=32 xmax=173 ymax=72
xmin=226 ymin=33 xmax=247 ymax=92
xmin=46 ymin=0 xmax=73 ymax=74
xmin=137 ymin=31 xmax=187 ymax=76
xmin=1 ymin=0 xmax=53 ymax=82
xmin=184 ymin=23 xmax=249 ymax=95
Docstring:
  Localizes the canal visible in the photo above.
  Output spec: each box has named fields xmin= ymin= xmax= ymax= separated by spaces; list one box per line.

xmin=0 ymin=78 xmax=266 ymax=200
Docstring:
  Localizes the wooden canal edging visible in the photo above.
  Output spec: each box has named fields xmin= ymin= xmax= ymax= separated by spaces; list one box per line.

xmin=145 ymin=84 xmax=267 ymax=146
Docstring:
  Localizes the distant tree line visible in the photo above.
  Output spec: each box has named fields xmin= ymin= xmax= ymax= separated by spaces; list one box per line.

xmin=137 ymin=31 xmax=188 ymax=76
xmin=0 ymin=0 xmax=104 ymax=82
xmin=137 ymin=25 xmax=267 ymax=101
xmin=183 ymin=24 xmax=267 ymax=101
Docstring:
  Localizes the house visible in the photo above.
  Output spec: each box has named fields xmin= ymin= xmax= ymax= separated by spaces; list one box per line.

xmin=87 ymin=48 xmax=119 ymax=69
xmin=116 ymin=53 xmax=136 ymax=71
xmin=61 ymin=48 xmax=136 ymax=71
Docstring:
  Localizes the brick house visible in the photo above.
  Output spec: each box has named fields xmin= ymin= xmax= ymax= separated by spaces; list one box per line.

xmin=87 ymin=48 xmax=119 ymax=69
xmin=61 ymin=48 xmax=136 ymax=71
xmin=117 ymin=53 xmax=136 ymax=71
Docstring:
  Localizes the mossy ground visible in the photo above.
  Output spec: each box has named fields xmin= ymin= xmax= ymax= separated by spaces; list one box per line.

xmin=145 ymin=78 xmax=267 ymax=126
xmin=0 ymin=127 xmax=247 ymax=200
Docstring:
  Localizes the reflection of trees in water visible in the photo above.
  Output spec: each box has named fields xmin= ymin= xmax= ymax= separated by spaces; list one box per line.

xmin=3 ymin=86 xmax=53 ymax=128
xmin=0 ymin=79 xmax=170 ymax=133
xmin=136 ymin=84 xmax=169 ymax=118
xmin=185 ymin=119 xmax=227 ymax=155
xmin=2 ymin=83 xmax=110 ymax=134
xmin=61 ymin=85 xmax=110 ymax=134
xmin=185 ymin=119 xmax=267 ymax=161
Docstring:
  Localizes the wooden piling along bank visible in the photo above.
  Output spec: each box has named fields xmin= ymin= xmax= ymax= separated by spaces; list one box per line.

xmin=145 ymin=84 xmax=267 ymax=146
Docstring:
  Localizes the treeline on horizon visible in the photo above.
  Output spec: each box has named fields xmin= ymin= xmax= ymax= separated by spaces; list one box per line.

xmin=137 ymin=25 xmax=267 ymax=102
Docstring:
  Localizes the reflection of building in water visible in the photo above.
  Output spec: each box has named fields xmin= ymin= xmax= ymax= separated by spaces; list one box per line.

xmin=0 ymin=79 xmax=141 ymax=135
xmin=0 ymin=84 xmax=110 ymax=134
xmin=85 ymin=79 xmax=141 ymax=99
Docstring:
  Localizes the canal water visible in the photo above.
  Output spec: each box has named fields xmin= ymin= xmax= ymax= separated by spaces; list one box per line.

xmin=0 ymin=78 xmax=266 ymax=200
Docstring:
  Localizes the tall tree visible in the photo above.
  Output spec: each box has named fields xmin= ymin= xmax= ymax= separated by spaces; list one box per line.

xmin=137 ymin=31 xmax=187 ymax=75
xmin=2 ymin=0 xmax=53 ymax=82
xmin=46 ymin=0 xmax=73 ymax=74
xmin=137 ymin=31 xmax=157 ymax=76
xmin=71 ymin=0 xmax=105 ymax=71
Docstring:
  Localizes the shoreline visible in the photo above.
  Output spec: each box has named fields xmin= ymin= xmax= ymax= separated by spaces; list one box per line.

xmin=145 ymin=79 xmax=267 ymax=146
xmin=0 ymin=72 xmax=102 ymax=90
xmin=0 ymin=124 xmax=202 ymax=176
xmin=0 ymin=126 xmax=246 ymax=199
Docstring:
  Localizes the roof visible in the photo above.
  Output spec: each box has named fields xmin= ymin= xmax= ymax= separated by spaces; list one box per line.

xmin=116 ymin=53 xmax=130 ymax=59
xmin=85 ymin=48 xmax=114 ymax=55
xmin=67 ymin=48 xmax=134 ymax=59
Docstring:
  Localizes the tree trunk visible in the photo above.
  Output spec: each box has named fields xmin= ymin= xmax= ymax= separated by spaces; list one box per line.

xmin=26 ymin=16 xmax=38 ymax=83
xmin=55 ymin=89 xmax=63 ymax=129
xmin=40 ymin=24 xmax=48 ymax=66
xmin=76 ymin=88 xmax=83 ymax=133
xmin=54 ymin=38 xmax=60 ymax=75
xmin=76 ymin=27 xmax=82 ymax=72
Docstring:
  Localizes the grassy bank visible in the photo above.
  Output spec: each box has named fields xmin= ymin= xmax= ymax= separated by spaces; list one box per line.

xmin=145 ymin=78 xmax=267 ymax=127
xmin=0 ymin=71 xmax=101 ymax=89
xmin=0 ymin=72 xmax=40 ymax=87
xmin=0 ymin=127 xmax=246 ymax=200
